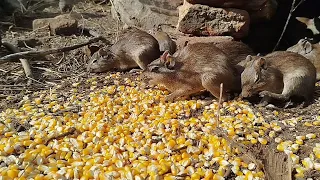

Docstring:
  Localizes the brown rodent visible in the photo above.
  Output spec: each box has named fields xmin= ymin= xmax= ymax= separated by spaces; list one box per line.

xmin=141 ymin=43 xmax=237 ymax=102
xmin=240 ymin=51 xmax=316 ymax=106
xmin=87 ymin=27 xmax=161 ymax=73
xmin=148 ymin=30 xmax=177 ymax=54
xmin=287 ymin=39 xmax=320 ymax=80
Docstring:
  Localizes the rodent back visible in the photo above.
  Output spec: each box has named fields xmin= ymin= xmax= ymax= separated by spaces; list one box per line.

xmin=110 ymin=28 xmax=160 ymax=63
xmin=176 ymin=43 xmax=233 ymax=72
xmin=214 ymin=41 xmax=254 ymax=65
xmin=264 ymin=51 xmax=316 ymax=76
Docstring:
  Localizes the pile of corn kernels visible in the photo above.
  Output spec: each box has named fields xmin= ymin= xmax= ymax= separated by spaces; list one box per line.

xmin=0 ymin=72 xmax=320 ymax=180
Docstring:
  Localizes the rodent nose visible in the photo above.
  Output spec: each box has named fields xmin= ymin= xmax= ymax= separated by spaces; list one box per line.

xmin=240 ymin=91 xmax=249 ymax=98
xmin=86 ymin=66 xmax=92 ymax=72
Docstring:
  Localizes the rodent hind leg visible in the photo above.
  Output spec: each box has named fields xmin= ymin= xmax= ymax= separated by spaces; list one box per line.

xmin=201 ymin=73 xmax=230 ymax=101
xmin=133 ymin=54 xmax=149 ymax=71
xmin=165 ymin=87 xmax=198 ymax=102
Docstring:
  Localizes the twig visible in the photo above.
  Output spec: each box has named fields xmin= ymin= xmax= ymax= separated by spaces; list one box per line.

xmin=33 ymin=67 xmax=62 ymax=78
xmin=0 ymin=88 xmax=46 ymax=91
xmin=293 ymin=0 xmax=307 ymax=12
xmin=272 ymin=0 xmax=297 ymax=51
xmin=2 ymin=42 xmax=33 ymax=86
xmin=0 ymin=36 xmax=108 ymax=63
xmin=44 ymin=127 xmax=77 ymax=145
xmin=216 ymin=83 xmax=223 ymax=128
xmin=0 ymin=85 xmax=25 ymax=87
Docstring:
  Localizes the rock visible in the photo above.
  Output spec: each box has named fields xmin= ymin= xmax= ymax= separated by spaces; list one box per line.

xmin=139 ymin=0 xmax=182 ymax=10
xmin=50 ymin=14 xmax=78 ymax=35
xmin=111 ymin=0 xmax=182 ymax=31
xmin=186 ymin=0 xmax=247 ymax=8
xmin=32 ymin=14 xmax=78 ymax=36
xmin=178 ymin=4 xmax=250 ymax=39
xmin=176 ymin=36 xmax=234 ymax=50
xmin=185 ymin=0 xmax=277 ymax=22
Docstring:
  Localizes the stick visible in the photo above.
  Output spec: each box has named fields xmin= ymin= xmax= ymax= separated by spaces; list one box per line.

xmin=44 ymin=127 xmax=77 ymax=145
xmin=2 ymin=42 xmax=33 ymax=86
xmin=272 ymin=0 xmax=297 ymax=51
xmin=0 ymin=36 xmax=108 ymax=63
xmin=216 ymin=83 xmax=223 ymax=128
xmin=293 ymin=0 xmax=306 ymax=12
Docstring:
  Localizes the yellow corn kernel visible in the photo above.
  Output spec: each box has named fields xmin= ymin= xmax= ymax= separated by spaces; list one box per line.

xmin=191 ymin=173 xmax=201 ymax=179
xmin=167 ymin=140 xmax=176 ymax=149
xmin=258 ymin=138 xmax=268 ymax=145
xmin=302 ymin=158 xmax=314 ymax=169
xmin=306 ymin=133 xmax=316 ymax=139
xmin=7 ymin=169 xmax=19 ymax=179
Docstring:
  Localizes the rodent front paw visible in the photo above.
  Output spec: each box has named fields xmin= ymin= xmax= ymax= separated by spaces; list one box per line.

xmin=259 ymin=91 xmax=268 ymax=97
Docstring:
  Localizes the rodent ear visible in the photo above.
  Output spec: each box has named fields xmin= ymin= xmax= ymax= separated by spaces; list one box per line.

xmin=256 ymin=58 xmax=267 ymax=70
xmin=296 ymin=17 xmax=311 ymax=26
xmin=165 ymin=56 xmax=175 ymax=69
xmin=245 ymin=55 xmax=253 ymax=62
xmin=304 ymin=41 xmax=313 ymax=53
xmin=160 ymin=50 xmax=170 ymax=64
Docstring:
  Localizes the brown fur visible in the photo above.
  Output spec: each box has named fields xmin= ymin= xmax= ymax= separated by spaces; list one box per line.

xmin=87 ymin=27 xmax=161 ymax=73
xmin=149 ymin=30 xmax=177 ymax=54
xmin=241 ymin=51 xmax=316 ymax=106
xmin=142 ymin=43 xmax=237 ymax=102
xmin=287 ymin=39 xmax=320 ymax=80
xmin=214 ymin=41 xmax=255 ymax=91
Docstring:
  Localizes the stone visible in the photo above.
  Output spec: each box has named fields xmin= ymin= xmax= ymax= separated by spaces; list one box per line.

xmin=111 ymin=0 xmax=182 ymax=32
xmin=185 ymin=0 xmax=277 ymax=22
xmin=186 ymin=0 xmax=247 ymax=8
xmin=178 ymin=4 xmax=250 ymax=39
xmin=176 ymin=36 xmax=234 ymax=50
xmin=49 ymin=14 xmax=78 ymax=35
xmin=32 ymin=14 xmax=78 ymax=36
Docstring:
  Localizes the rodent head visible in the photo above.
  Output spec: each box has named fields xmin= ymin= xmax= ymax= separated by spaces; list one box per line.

xmin=87 ymin=47 xmax=118 ymax=73
xmin=240 ymin=55 xmax=269 ymax=98
xmin=287 ymin=39 xmax=313 ymax=55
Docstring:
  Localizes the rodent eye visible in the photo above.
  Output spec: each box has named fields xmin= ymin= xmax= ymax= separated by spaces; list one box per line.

xmin=151 ymin=66 xmax=159 ymax=72
xmin=91 ymin=59 xmax=97 ymax=63
xmin=254 ymin=74 xmax=260 ymax=83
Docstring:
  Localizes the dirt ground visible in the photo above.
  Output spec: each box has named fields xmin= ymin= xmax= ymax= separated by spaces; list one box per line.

xmin=1 ymin=1 xmax=320 ymax=179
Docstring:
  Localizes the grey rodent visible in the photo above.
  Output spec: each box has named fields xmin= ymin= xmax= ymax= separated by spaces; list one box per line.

xmin=87 ymin=27 xmax=161 ymax=73
xmin=287 ymin=39 xmax=320 ymax=80
xmin=240 ymin=51 xmax=316 ymax=106
xmin=148 ymin=29 xmax=177 ymax=54
xmin=141 ymin=43 xmax=237 ymax=102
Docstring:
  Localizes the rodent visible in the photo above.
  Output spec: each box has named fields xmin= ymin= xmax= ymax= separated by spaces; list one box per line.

xmin=240 ymin=51 xmax=316 ymax=107
xmin=148 ymin=29 xmax=177 ymax=54
xmin=141 ymin=42 xmax=237 ymax=102
xmin=87 ymin=27 xmax=161 ymax=73
xmin=287 ymin=39 xmax=320 ymax=80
